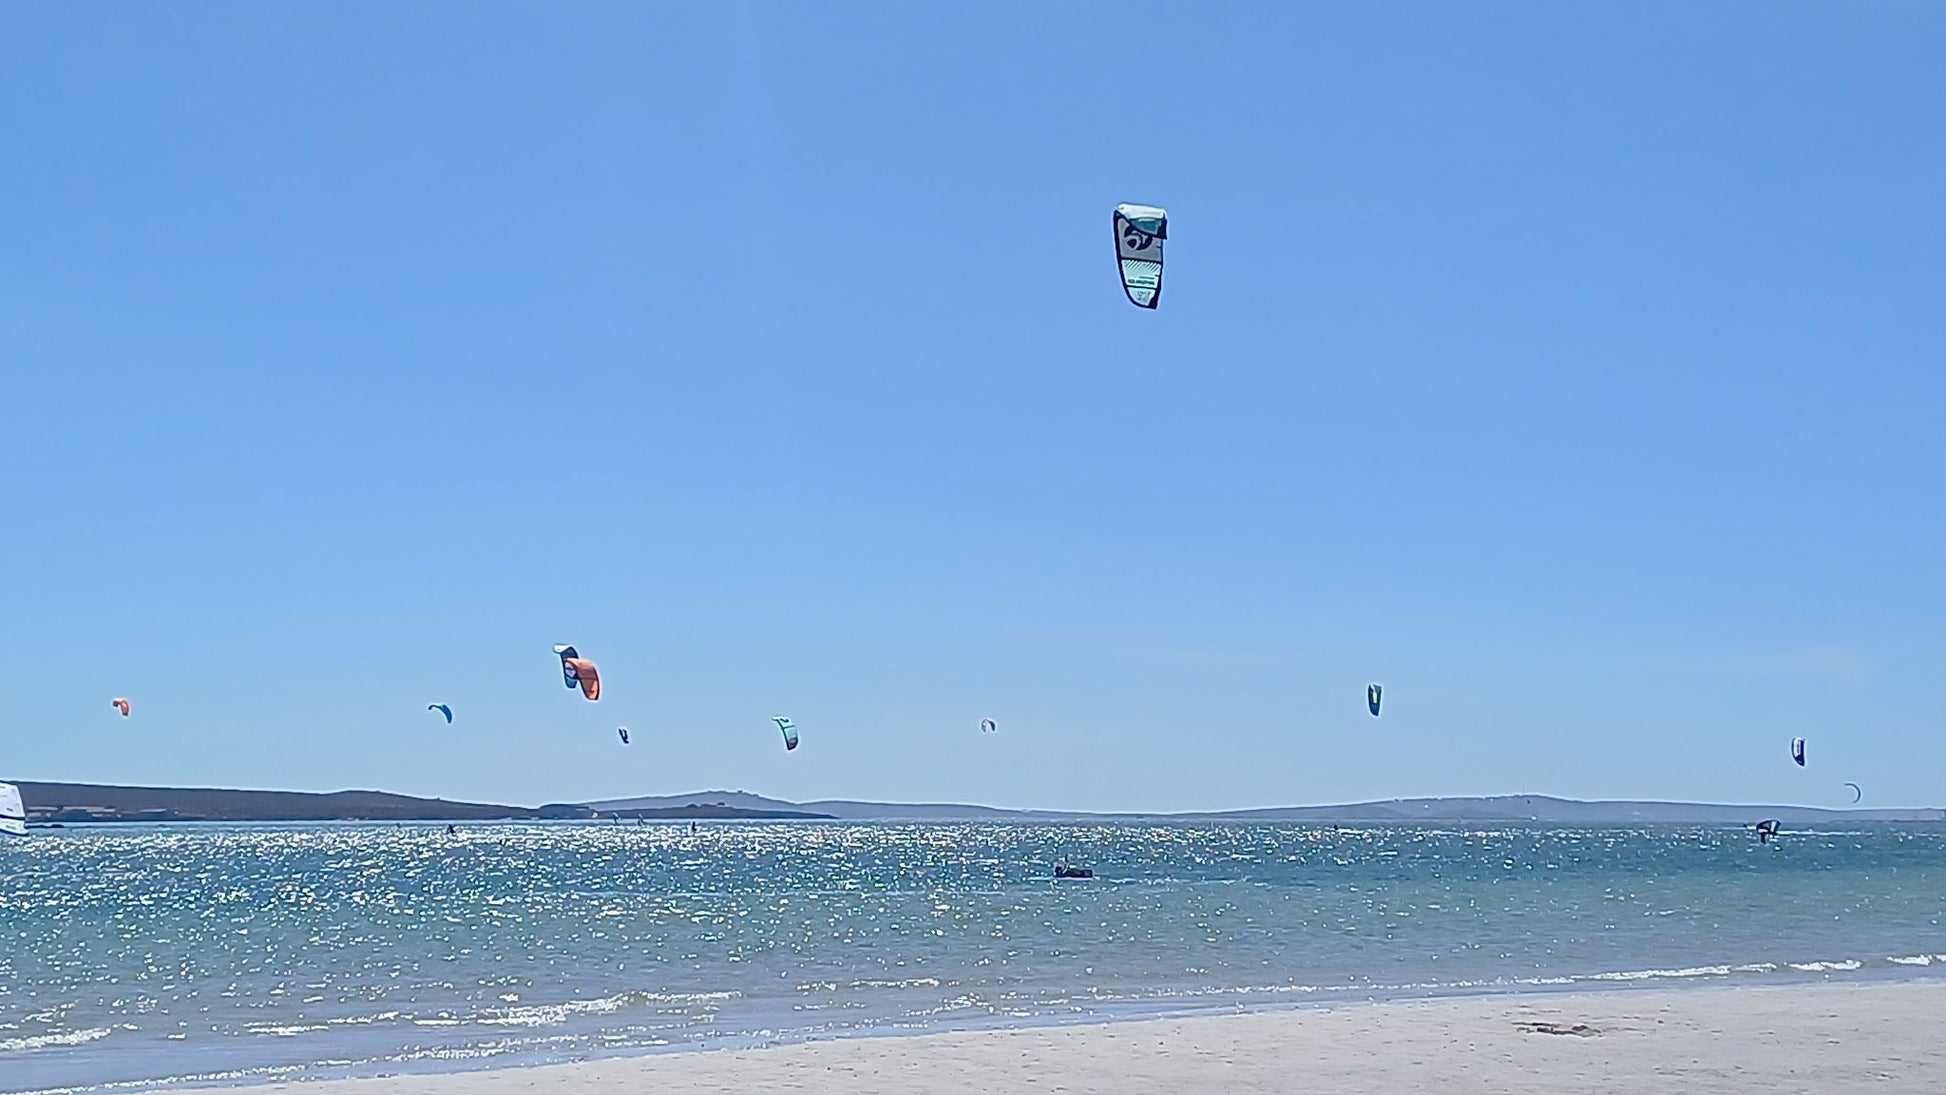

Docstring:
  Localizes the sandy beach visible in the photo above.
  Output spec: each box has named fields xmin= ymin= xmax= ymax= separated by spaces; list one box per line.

xmin=181 ymin=980 xmax=1946 ymax=1095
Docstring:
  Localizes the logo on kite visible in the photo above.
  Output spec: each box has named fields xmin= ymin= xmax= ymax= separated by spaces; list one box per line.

xmin=1367 ymin=685 xmax=1382 ymax=717
xmin=553 ymin=645 xmax=601 ymax=702
xmin=980 ymin=717 xmax=996 ymax=734
xmin=1791 ymin=737 xmax=1805 ymax=767
xmin=617 ymin=727 xmax=630 ymax=746
xmin=1112 ymin=203 xmax=1167 ymax=309
xmin=427 ymin=703 xmax=453 ymax=724
xmin=111 ymin=698 xmax=130 ymax=717
xmin=773 ymin=716 xmax=798 ymax=751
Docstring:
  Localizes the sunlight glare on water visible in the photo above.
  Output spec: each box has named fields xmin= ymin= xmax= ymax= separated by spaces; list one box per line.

xmin=4 ymin=821 xmax=1945 ymax=1093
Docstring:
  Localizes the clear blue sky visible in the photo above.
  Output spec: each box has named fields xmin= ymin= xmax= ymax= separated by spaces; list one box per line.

xmin=3 ymin=3 xmax=1942 ymax=811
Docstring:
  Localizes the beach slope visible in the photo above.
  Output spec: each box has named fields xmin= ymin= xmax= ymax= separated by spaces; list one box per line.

xmin=190 ymin=981 xmax=1945 ymax=1095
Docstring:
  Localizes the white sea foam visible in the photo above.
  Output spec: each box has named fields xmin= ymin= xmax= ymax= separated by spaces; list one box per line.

xmin=243 ymin=1023 xmax=330 ymax=1037
xmin=0 ymin=1028 xmax=113 ymax=1052
xmin=1585 ymin=965 xmax=1734 ymax=981
xmin=477 ymin=990 xmax=740 ymax=1027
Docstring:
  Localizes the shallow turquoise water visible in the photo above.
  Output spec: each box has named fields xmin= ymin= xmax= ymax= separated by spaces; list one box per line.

xmin=3 ymin=821 xmax=1944 ymax=1092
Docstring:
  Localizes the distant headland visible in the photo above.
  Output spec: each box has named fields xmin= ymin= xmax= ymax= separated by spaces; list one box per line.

xmin=8 ymin=781 xmax=1941 ymax=825
xmin=10 ymin=782 xmax=831 ymax=824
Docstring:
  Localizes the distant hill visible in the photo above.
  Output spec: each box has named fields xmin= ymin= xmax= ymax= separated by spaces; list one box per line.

xmin=10 ymin=783 xmax=824 ymax=823
xmin=1189 ymin=794 xmax=1945 ymax=825
xmin=598 ymin=803 xmax=833 ymax=821
xmin=584 ymin=790 xmax=1946 ymax=824
xmin=8 ymin=783 xmax=1936 ymax=826
xmin=588 ymin=790 xmax=808 ymax=814
xmin=586 ymin=790 xmax=1067 ymax=820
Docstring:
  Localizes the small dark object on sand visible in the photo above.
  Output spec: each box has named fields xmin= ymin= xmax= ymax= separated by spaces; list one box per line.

xmin=1514 ymin=1021 xmax=1599 ymax=1037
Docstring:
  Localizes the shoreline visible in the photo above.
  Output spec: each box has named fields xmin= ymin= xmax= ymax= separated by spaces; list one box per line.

xmin=140 ymin=978 xmax=1946 ymax=1095
xmin=21 ymin=972 xmax=1946 ymax=1095
xmin=14 ymin=821 xmax=1945 ymax=1095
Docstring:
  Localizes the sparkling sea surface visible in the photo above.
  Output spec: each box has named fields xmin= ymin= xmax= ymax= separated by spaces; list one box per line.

xmin=3 ymin=820 xmax=1944 ymax=1093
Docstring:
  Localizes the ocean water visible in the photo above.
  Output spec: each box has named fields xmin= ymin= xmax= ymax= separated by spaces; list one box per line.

xmin=3 ymin=820 xmax=1945 ymax=1093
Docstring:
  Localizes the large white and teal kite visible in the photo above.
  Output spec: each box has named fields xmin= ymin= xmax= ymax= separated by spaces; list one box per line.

xmin=1113 ymin=203 xmax=1167 ymax=309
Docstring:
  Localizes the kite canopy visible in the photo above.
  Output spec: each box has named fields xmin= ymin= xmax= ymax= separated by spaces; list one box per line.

xmin=428 ymin=703 xmax=453 ymax=724
xmin=980 ymin=717 xmax=996 ymax=734
xmin=773 ymin=716 xmax=798 ymax=751
xmin=617 ymin=727 xmax=630 ymax=746
xmin=1367 ymin=685 xmax=1382 ymax=717
xmin=553 ymin=645 xmax=601 ymax=701
xmin=1113 ymin=203 xmax=1167 ymax=309
xmin=1845 ymin=782 xmax=1862 ymax=803
xmin=1755 ymin=818 xmax=1781 ymax=843
xmin=0 ymin=782 xmax=24 ymax=837
xmin=1791 ymin=737 xmax=1806 ymax=766
xmin=111 ymin=698 xmax=130 ymax=717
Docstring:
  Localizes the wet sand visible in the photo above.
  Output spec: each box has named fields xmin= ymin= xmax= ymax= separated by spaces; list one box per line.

xmin=198 ymin=980 xmax=1946 ymax=1095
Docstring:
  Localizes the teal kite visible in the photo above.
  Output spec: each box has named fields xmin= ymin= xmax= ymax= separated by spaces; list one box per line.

xmin=553 ymin=645 xmax=601 ymax=701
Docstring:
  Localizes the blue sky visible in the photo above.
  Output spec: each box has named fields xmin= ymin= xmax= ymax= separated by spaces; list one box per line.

xmin=2 ymin=3 xmax=1942 ymax=811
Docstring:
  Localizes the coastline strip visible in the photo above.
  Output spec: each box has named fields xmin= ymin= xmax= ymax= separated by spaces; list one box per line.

xmin=156 ymin=980 xmax=1946 ymax=1095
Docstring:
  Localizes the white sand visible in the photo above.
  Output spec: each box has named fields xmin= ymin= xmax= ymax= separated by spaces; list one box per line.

xmin=208 ymin=981 xmax=1946 ymax=1095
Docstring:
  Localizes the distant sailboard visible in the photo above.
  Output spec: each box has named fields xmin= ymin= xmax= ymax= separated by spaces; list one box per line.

xmin=0 ymin=782 xmax=25 ymax=837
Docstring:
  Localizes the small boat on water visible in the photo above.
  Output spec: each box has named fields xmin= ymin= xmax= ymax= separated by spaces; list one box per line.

xmin=1054 ymin=864 xmax=1094 ymax=879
